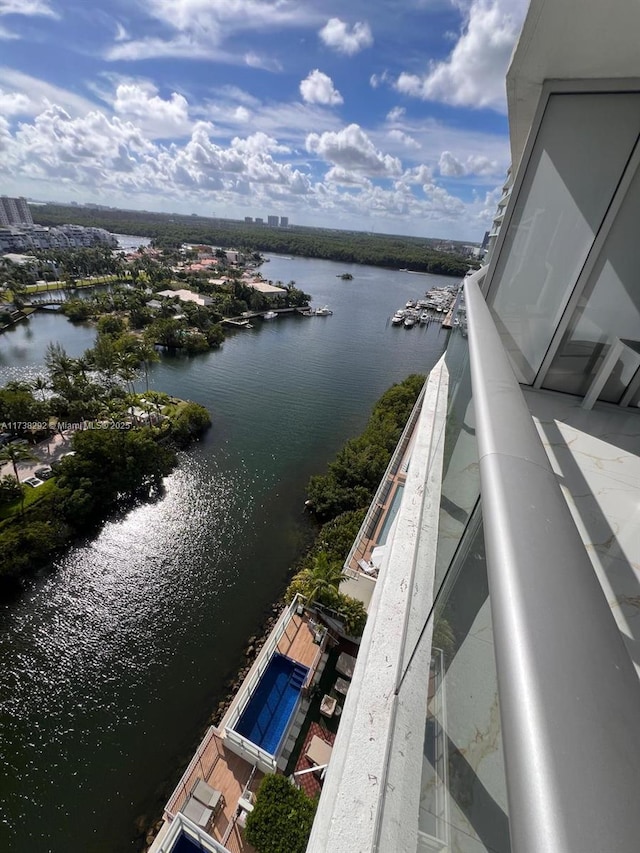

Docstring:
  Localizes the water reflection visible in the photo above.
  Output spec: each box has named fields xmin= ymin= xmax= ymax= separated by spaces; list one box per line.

xmin=0 ymin=255 xmax=458 ymax=852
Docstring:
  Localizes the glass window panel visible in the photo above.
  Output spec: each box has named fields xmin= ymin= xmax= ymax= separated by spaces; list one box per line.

xmin=433 ymin=335 xmax=479 ymax=593
xmin=416 ymin=512 xmax=510 ymax=853
xmin=488 ymin=93 xmax=640 ymax=383
xmin=545 ymin=162 xmax=640 ymax=403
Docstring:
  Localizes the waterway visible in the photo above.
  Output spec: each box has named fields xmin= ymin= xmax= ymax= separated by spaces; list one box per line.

xmin=0 ymin=254 xmax=457 ymax=853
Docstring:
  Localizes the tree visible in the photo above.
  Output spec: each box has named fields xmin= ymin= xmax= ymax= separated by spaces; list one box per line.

xmin=0 ymin=443 xmax=37 ymax=483
xmin=289 ymin=551 xmax=343 ymax=607
xmin=0 ymin=443 xmax=37 ymax=516
xmin=245 ymin=775 xmax=317 ymax=853
xmin=32 ymin=376 xmax=49 ymax=403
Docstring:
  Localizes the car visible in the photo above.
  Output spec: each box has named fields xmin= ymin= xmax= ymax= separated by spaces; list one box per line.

xmin=23 ymin=477 xmax=44 ymax=488
xmin=35 ymin=466 xmax=54 ymax=480
xmin=0 ymin=432 xmax=11 ymax=446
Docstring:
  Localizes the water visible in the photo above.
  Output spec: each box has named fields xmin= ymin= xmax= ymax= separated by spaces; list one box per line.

xmin=0 ymin=253 xmax=457 ymax=852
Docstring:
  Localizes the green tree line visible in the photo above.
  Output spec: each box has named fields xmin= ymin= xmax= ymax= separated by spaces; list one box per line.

xmin=32 ymin=205 xmax=474 ymax=277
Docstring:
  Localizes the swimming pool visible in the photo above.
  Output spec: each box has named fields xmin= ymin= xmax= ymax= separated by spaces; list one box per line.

xmin=234 ymin=653 xmax=309 ymax=755
xmin=378 ymin=484 xmax=405 ymax=544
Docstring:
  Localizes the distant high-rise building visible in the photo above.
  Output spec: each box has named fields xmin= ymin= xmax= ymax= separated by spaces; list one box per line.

xmin=267 ymin=215 xmax=279 ymax=226
xmin=0 ymin=196 xmax=33 ymax=227
xmin=255 ymin=217 xmax=264 ymax=224
xmin=280 ymin=216 xmax=289 ymax=227
xmin=244 ymin=217 xmax=253 ymax=223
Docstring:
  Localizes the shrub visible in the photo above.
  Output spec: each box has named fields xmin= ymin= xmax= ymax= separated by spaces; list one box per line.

xmin=245 ymin=775 xmax=317 ymax=853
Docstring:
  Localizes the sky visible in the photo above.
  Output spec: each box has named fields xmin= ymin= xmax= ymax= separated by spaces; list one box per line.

xmin=0 ymin=0 xmax=529 ymax=240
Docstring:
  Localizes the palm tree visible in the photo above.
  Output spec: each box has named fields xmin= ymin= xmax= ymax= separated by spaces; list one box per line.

xmin=0 ymin=443 xmax=37 ymax=515
xmin=32 ymin=375 xmax=49 ymax=403
xmin=299 ymin=552 xmax=344 ymax=607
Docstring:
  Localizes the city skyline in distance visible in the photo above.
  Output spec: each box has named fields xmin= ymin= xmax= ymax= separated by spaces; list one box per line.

xmin=0 ymin=1 xmax=527 ymax=240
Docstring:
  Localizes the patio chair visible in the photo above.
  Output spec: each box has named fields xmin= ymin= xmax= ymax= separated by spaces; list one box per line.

xmin=191 ymin=778 xmax=224 ymax=813
xmin=181 ymin=794 xmax=214 ymax=829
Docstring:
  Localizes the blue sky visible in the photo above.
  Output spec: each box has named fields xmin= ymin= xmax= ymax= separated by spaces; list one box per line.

xmin=0 ymin=0 xmax=528 ymax=240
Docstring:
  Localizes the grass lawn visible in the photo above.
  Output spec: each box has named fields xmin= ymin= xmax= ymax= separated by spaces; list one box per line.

xmin=0 ymin=477 xmax=56 ymax=522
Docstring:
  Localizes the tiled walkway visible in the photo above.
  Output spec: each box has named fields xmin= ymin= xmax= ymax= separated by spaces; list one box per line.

xmin=293 ymin=722 xmax=336 ymax=799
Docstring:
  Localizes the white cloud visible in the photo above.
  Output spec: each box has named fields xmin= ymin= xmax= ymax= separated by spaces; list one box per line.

xmin=109 ymin=0 xmax=317 ymax=62
xmin=386 ymin=106 xmax=406 ymax=122
xmin=0 ymin=68 xmax=98 ymax=117
xmin=0 ymin=88 xmax=31 ymax=115
xmin=306 ymin=124 xmax=401 ymax=178
xmin=299 ymin=70 xmax=343 ymax=106
xmin=113 ymin=83 xmax=192 ymax=138
xmin=388 ymin=129 xmax=420 ymax=150
xmin=369 ymin=70 xmax=390 ymax=89
xmin=319 ymin=18 xmax=373 ymax=55
xmin=439 ymin=150 xmax=500 ymax=177
xmin=439 ymin=150 xmax=465 ymax=176
xmin=402 ymin=164 xmax=433 ymax=184
xmin=244 ymin=51 xmax=282 ymax=72
xmin=395 ymin=0 xmax=527 ymax=111
xmin=466 ymin=154 xmax=499 ymax=176
xmin=0 ymin=0 xmax=58 ymax=17
xmin=114 ymin=21 xmax=129 ymax=42
xmin=0 ymin=22 xmax=18 ymax=38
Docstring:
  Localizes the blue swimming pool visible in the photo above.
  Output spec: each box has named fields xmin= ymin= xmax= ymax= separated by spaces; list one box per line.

xmin=234 ymin=653 xmax=308 ymax=755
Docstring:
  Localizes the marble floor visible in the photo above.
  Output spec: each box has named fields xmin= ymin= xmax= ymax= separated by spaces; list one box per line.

xmin=524 ymin=388 xmax=640 ymax=676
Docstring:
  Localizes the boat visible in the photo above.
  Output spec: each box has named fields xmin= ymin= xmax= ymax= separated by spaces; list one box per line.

xmin=315 ymin=306 xmax=333 ymax=316
xmin=420 ymin=311 xmax=429 ymax=324
xmin=391 ymin=311 xmax=405 ymax=325
xmin=404 ymin=316 xmax=417 ymax=328
xmin=263 ymin=311 xmax=278 ymax=320
xmin=405 ymin=300 xmax=417 ymax=309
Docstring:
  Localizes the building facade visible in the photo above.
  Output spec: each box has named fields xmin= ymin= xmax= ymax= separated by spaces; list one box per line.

xmin=0 ymin=196 xmax=33 ymax=227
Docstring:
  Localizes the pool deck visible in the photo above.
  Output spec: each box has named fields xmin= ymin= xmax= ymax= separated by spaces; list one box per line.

xmin=274 ymin=612 xmax=321 ymax=670
xmin=163 ymin=727 xmax=262 ymax=852
xmin=154 ymin=608 xmax=327 ymax=853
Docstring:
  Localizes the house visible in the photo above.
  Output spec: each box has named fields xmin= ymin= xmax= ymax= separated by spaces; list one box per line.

xmin=156 ymin=289 xmax=213 ymax=307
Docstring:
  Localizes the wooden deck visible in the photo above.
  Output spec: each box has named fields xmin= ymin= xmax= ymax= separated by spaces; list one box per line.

xmin=276 ymin=613 xmax=322 ymax=670
xmin=165 ymin=728 xmax=262 ymax=852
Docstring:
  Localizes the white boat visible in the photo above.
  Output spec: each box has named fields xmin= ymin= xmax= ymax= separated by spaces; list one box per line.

xmin=391 ymin=312 xmax=405 ymax=325
xmin=404 ymin=316 xmax=417 ymax=328
xmin=315 ymin=305 xmax=333 ymax=316
xmin=405 ymin=300 xmax=417 ymax=309
xmin=420 ymin=311 xmax=429 ymax=323
xmin=263 ymin=311 xmax=278 ymax=320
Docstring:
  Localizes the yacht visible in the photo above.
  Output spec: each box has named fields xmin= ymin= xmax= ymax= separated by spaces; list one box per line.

xmin=315 ymin=306 xmax=333 ymax=316
xmin=262 ymin=311 xmax=277 ymax=320
xmin=403 ymin=315 xmax=416 ymax=328
xmin=391 ymin=310 xmax=406 ymax=325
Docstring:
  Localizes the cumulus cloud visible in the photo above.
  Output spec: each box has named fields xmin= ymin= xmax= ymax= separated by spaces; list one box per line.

xmin=439 ymin=150 xmax=500 ymax=177
xmin=0 ymin=88 xmax=31 ymax=115
xmin=319 ymin=18 xmax=373 ymax=55
xmin=395 ymin=0 xmax=527 ymax=111
xmin=113 ymin=82 xmax=192 ymax=138
xmin=0 ymin=67 xmax=98 ymax=117
xmin=388 ymin=129 xmax=420 ymax=150
xmin=299 ymin=70 xmax=343 ymax=106
xmin=306 ymin=124 xmax=401 ymax=178
xmin=439 ymin=150 xmax=465 ymax=177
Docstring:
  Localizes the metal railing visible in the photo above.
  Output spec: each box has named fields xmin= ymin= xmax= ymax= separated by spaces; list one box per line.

xmin=342 ymin=382 xmax=427 ymax=576
xmin=221 ymin=595 xmax=301 ymax=731
xmin=164 ymin=726 xmax=221 ymax=819
xmin=466 ymin=277 xmax=640 ymax=853
xmin=155 ymin=814 xmax=230 ymax=853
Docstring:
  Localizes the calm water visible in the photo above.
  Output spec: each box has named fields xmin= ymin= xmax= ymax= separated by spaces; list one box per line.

xmin=0 ymin=254 xmax=457 ymax=853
